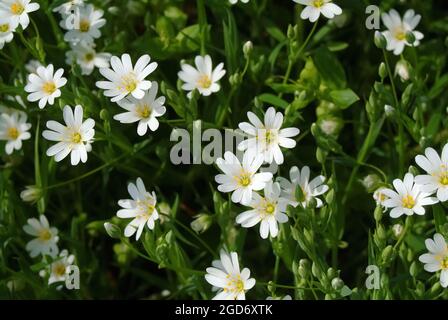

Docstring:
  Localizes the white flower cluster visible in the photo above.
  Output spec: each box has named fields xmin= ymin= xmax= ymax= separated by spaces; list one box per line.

xmin=374 ymin=143 xmax=448 ymax=287
xmin=55 ymin=0 xmax=111 ymax=76
xmin=0 ymin=0 xmax=39 ymax=49
xmin=23 ymin=214 xmax=76 ymax=287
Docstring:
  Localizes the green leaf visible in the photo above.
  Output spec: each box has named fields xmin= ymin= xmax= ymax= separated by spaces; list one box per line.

xmin=329 ymin=89 xmax=360 ymax=109
xmin=433 ymin=205 xmax=447 ymax=234
xmin=312 ymin=46 xmax=346 ymax=89
xmin=258 ymin=93 xmax=289 ymax=109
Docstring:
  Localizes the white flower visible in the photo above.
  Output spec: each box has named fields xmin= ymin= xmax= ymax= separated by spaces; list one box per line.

xmin=113 ymin=82 xmax=166 ymax=136
xmin=66 ymin=43 xmax=111 ymax=75
xmin=24 ymin=64 xmax=67 ymax=109
xmin=25 ymin=59 xmax=43 ymax=74
xmin=53 ymin=0 xmax=84 ymax=16
xmin=117 ymin=178 xmax=159 ymax=241
xmin=178 ymin=55 xmax=226 ymax=99
xmin=63 ymin=4 xmax=106 ymax=44
xmin=414 ymin=145 xmax=448 ymax=202
xmin=215 ymin=151 xmax=273 ymax=205
xmin=382 ymin=173 xmax=438 ymax=218
xmin=0 ymin=17 xmax=18 ymax=49
xmin=373 ymin=187 xmax=389 ymax=207
xmin=0 ymin=111 xmax=31 ymax=154
xmin=205 ymin=250 xmax=256 ymax=300
xmin=42 ymin=105 xmax=95 ymax=165
xmin=23 ymin=215 xmax=59 ymax=258
xmin=236 ymin=181 xmax=289 ymax=239
xmin=48 ymin=250 xmax=75 ymax=285
xmin=381 ymin=9 xmax=424 ymax=55
xmin=96 ymin=53 xmax=158 ymax=103
xmin=278 ymin=166 xmax=329 ymax=208
xmin=293 ymin=0 xmax=342 ymax=23
xmin=238 ymin=107 xmax=300 ymax=165
xmin=419 ymin=233 xmax=448 ymax=288
xmin=0 ymin=0 xmax=40 ymax=30
xmin=229 ymin=0 xmax=249 ymax=4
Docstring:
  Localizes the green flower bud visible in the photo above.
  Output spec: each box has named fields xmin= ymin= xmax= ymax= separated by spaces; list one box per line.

xmin=374 ymin=206 xmax=383 ymax=222
xmin=379 ymin=62 xmax=387 ymax=79
xmin=374 ymin=31 xmax=387 ymax=49
xmin=20 ymin=185 xmax=43 ymax=204
xmin=243 ymin=41 xmax=253 ymax=59
xmin=104 ymin=222 xmax=121 ymax=239
xmin=405 ymin=31 xmax=416 ymax=45
xmin=190 ymin=214 xmax=213 ymax=234
xmin=331 ymin=277 xmax=345 ymax=290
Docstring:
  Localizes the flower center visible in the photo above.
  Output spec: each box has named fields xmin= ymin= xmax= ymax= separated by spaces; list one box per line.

xmin=197 ymin=74 xmax=212 ymax=89
xmin=313 ymin=0 xmax=324 ymax=8
xmin=53 ymin=263 xmax=66 ymax=277
xmin=401 ymin=195 xmax=415 ymax=209
xmin=237 ymin=172 xmax=252 ymax=187
xmin=7 ymin=127 xmax=19 ymax=140
xmin=42 ymin=81 xmax=57 ymax=95
xmin=71 ymin=132 xmax=82 ymax=144
xmin=11 ymin=2 xmax=24 ymax=15
xmin=79 ymin=19 xmax=90 ymax=32
xmin=265 ymin=203 xmax=275 ymax=215
xmin=439 ymin=171 xmax=448 ymax=186
xmin=394 ymin=27 xmax=406 ymax=41
xmin=137 ymin=104 xmax=151 ymax=119
xmin=38 ymin=229 xmax=52 ymax=241
xmin=121 ymin=73 xmax=138 ymax=93
xmin=0 ymin=24 xmax=9 ymax=33
xmin=84 ymin=53 xmax=94 ymax=61
xmin=224 ymin=275 xmax=245 ymax=296
xmin=137 ymin=198 xmax=155 ymax=218
xmin=265 ymin=129 xmax=277 ymax=144
xmin=441 ymin=256 xmax=448 ymax=269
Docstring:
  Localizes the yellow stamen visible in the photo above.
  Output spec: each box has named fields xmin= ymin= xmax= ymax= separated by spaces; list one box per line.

xmin=38 ymin=229 xmax=52 ymax=241
xmin=10 ymin=2 xmax=24 ymax=15
xmin=79 ymin=19 xmax=90 ymax=32
xmin=402 ymin=195 xmax=415 ymax=209
xmin=0 ymin=24 xmax=9 ymax=33
xmin=137 ymin=104 xmax=151 ymax=119
xmin=265 ymin=203 xmax=275 ymax=215
xmin=313 ymin=0 xmax=324 ymax=8
xmin=237 ymin=173 xmax=251 ymax=187
xmin=394 ymin=28 xmax=406 ymax=41
xmin=53 ymin=263 xmax=66 ymax=277
xmin=439 ymin=172 xmax=448 ymax=186
xmin=121 ymin=73 xmax=138 ymax=93
xmin=42 ymin=81 xmax=57 ymax=95
xmin=197 ymin=74 xmax=212 ymax=89
xmin=84 ymin=53 xmax=94 ymax=61
xmin=441 ymin=256 xmax=448 ymax=269
xmin=71 ymin=132 xmax=82 ymax=144
xmin=7 ymin=127 xmax=19 ymax=140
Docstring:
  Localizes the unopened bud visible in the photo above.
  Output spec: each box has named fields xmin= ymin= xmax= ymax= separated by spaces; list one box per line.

xmin=374 ymin=31 xmax=387 ymax=49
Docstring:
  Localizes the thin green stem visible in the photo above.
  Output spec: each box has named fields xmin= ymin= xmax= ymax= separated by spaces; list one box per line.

xmin=383 ymin=49 xmax=405 ymax=176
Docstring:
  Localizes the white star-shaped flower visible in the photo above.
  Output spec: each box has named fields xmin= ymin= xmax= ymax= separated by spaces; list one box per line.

xmin=381 ymin=9 xmax=424 ymax=55
xmin=293 ymin=0 xmax=342 ymax=23
xmin=205 ymin=250 xmax=256 ymax=300
xmin=215 ymin=151 xmax=273 ymax=205
xmin=24 ymin=64 xmax=68 ymax=109
xmin=117 ymin=177 xmax=159 ymax=241
xmin=42 ymin=105 xmax=95 ymax=165
xmin=178 ymin=55 xmax=226 ymax=99
xmin=114 ymin=82 xmax=166 ymax=136
xmin=96 ymin=53 xmax=158 ymax=103
xmin=382 ymin=173 xmax=438 ymax=218
xmin=236 ymin=181 xmax=289 ymax=239
xmin=238 ymin=107 xmax=300 ymax=165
